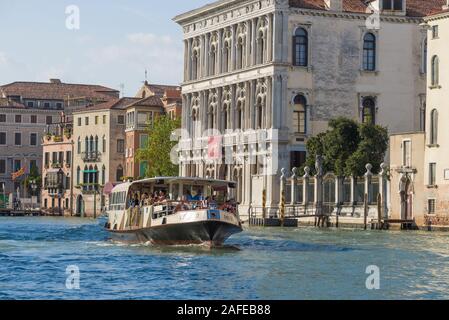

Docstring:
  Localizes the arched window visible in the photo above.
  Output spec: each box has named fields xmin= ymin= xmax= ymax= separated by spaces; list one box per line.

xmin=430 ymin=109 xmax=438 ymax=145
xmin=116 ymin=165 xmax=123 ymax=182
xmin=94 ymin=165 xmax=98 ymax=184
xmin=256 ymin=97 xmax=264 ymax=129
xmin=223 ymin=42 xmax=231 ymax=73
xmin=293 ymin=94 xmax=307 ymax=134
xmin=293 ymin=28 xmax=308 ymax=67
xmin=257 ymin=31 xmax=265 ymax=64
xmin=236 ymin=102 xmax=243 ymax=130
xmin=210 ymin=45 xmax=216 ymax=76
xmin=363 ymin=33 xmax=376 ymax=71
xmin=431 ymin=55 xmax=439 ymax=86
xmin=222 ymin=105 xmax=229 ymax=131
xmin=192 ymin=50 xmax=199 ymax=80
xmin=83 ymin=165 xmax=88 ymax=184
xmin=362 ymin=97 xmax=376 ymax=124
xmin=102 ymin=135 xmax=106 ymax=153
xmin=94 ymin=136 xmax=98 ymax=153
xmin=102 ymin=165 xmax=106 ymax=185
xmin=89 ymin=135 xmax=94 ymax=154
xmin=84 ymin=137 xmax=88 ymax=153
xmin=207 ymin=106 xmax=215 ymax=130
xmin=77 ymin=137 xmax=81 ymax=154
xmin=76 ymin=166 xmax=80 ymax=185
xmin=237 ymin=37 xmax=245 ymax=69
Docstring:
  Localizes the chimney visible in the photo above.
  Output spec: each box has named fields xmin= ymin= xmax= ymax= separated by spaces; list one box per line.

xmin=325 ymin=0 xmax=343 ymax=11
xmin=50 ymin=79 xmax=62 ymax=84
xmin=443 ymin=0 xmax=449 ymax=10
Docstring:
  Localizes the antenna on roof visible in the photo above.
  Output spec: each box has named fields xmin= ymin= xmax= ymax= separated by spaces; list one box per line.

xmin=144 ymin=68 xmax=149 ymax=85
xmin=119 ymin=83 xmax=125 ymax=98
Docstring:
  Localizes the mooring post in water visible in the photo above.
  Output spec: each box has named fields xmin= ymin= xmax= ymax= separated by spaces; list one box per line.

xmin=262 ymin=189 xmax=267 ymax=220
xmin=279 ymin=168 xmax=286 ymax=227
xmin=364 ymin=193 xmax=368 ymax=230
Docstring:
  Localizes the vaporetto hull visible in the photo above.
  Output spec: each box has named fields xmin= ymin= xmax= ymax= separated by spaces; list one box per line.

xmin=108 ymin=219 xmax=242 ymax=247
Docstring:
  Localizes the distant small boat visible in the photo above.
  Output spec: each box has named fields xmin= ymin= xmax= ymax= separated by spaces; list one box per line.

xmin=105 ymin=177 xmax=242 ymax=247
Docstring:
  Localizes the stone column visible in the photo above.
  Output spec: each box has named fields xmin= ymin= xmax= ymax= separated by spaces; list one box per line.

xmin=231 ymin=24 xmax=237 ymax=71
xmin=205 ymin=33 xmax=210 ymax=77
xmin=187 ymin=38 xmax=192 ymax=80
xmin=183 ymin=40 xmax=188 ymax=82
xmin=250 ymin=80 xmax=256 ymax=129
xmin=273 ymin=12 xmax=282 ymax=63
xmin=267 ymin=13 xmax=274 ymax=62
xmin=266 ymin=76 xmax=273 ymax=129
xmin=246 ymin=21 xmax=252 ymax=68
xmin=217 ymin=29 xmax=223 ymax=74
xmin=251 ymin=18 xmax=257 ymax=65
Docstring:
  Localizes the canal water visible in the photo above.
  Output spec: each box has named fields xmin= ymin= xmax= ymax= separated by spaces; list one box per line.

xmin=1 ymin=216 xmax=449 ymax=300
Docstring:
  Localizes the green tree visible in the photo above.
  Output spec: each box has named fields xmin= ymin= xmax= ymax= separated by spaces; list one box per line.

xmin=136 ymin=115 xmax=181 ymax=178
xmin=299 ymin=117 xmax=388 ymax=177
xmin=345 ymin=123 xmax=389 ymax=176
xmin=22 ymin=164 xmax=42 ymax=195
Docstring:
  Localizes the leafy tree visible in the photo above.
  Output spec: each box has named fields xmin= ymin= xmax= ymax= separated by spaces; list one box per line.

xmin=136 ymin=115 xmax=181 ymax=178
xmin=22 ymin=164 xmax=41 ymax=195
xmin=299 ymin=117 xmax=388 ymax=177
xmin=345 ymin=123 xmax=388 ymax=176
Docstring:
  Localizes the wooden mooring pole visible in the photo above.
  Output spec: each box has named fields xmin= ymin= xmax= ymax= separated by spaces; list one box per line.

xmin=364 ymin=193 xmax=368 ymax=230
xmin=377 ymin=193 xmax=382 ymax=230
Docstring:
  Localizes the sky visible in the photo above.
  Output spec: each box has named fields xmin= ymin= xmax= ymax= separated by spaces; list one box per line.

xmin=0 ymin=0 xmax=211 ymax=96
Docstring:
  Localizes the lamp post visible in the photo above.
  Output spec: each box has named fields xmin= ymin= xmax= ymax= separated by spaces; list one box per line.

xmin=30 ymin=180 xmax=38 ymax=211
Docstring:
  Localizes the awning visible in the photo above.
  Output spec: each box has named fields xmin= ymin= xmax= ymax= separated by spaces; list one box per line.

xmin=82 ymin=170 xmax=98 ymax=173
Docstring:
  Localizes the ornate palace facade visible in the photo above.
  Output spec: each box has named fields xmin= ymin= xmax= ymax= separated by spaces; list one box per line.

xmin=174 ymin=0 xmax=444 ymax=219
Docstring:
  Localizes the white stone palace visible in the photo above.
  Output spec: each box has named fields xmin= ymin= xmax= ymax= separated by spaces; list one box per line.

xmin=173 ymin=0 xmax=444 ymax=220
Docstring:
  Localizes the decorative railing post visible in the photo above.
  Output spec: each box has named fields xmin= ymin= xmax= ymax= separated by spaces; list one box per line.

xmin=279 ymin=168 xmax=286 ymax=226
xmin=303 ymin=166 xmax=310 ymax=214
xmin=379 ymin=162 xmax=389 ymax=220
xmin=335 ymin=176 xmax=342 ymax=219
xmin=364 ymin=163 xmax=373 ymax=229
xmin=350 ymin=175 xmax=356 ymax=207
xmin=290 ymin=167 xmax=298 ymax=205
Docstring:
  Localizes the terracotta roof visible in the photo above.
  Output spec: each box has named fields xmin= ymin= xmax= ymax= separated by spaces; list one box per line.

xmin=144 ymin=83 xmax=181 ymax=97
xmin=128 ymin=96 xmax=164 ymax=108
xmin=75 ymin=97 xmax=141 ymax=113
xmin=0 ymin=80 xmax=120 ymax=101
xmin=289 ymin=0 xmax=447 ymax=17
xmin=76 ymin=94 xmax=168 ymax=114
xmin=164 ymin=89 xmax=182 ymax=100
xmin=0 ymin=97 xmax=26 ymax=109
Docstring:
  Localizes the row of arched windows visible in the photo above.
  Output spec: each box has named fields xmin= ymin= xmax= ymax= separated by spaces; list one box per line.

xmin=189 ymin=17 xmax=270 ymax=81
xmin=77 ymin=135 xmax=106 ymax=154
xmin=75 ymin=165 xmax=124 ymax=185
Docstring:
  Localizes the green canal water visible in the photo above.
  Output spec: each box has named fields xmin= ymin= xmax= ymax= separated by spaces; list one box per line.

xmin=0 ymin=216 xmax=448 ymax=299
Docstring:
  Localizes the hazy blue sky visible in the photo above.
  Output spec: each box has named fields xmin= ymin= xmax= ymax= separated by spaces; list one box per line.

xmin=0 ymin=0 xmax=211 ymax=96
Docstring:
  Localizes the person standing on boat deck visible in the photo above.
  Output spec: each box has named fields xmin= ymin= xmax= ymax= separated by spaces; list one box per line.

xmin=184 ymin=189 xmax=193 ymax=201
